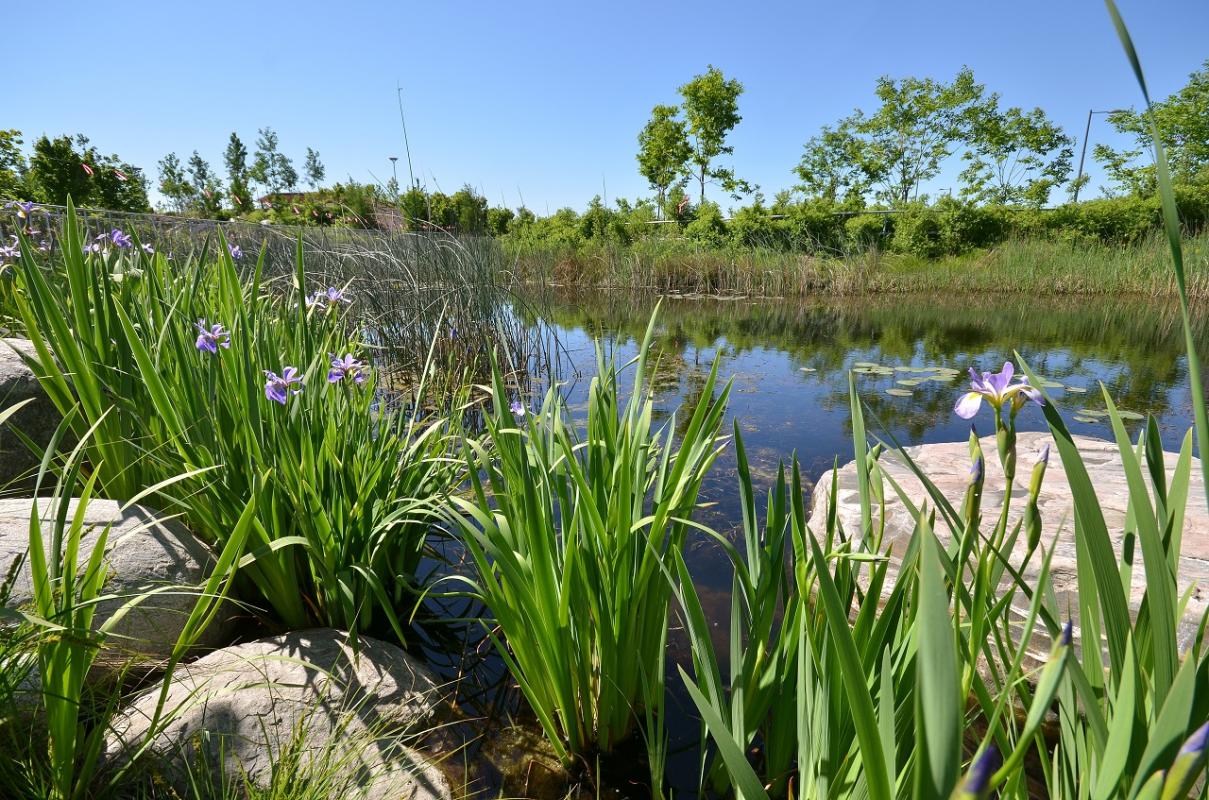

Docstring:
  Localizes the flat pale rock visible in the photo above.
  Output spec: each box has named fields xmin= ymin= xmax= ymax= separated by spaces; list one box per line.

xmin=810 ymin=432 xmax=1209 ymax=656
xmin=104 ymin=629 xmax=451 ymax=800
xmin=0 ymin=338 xmax=60 ymax=489
xmin=0 ymin=497 xmax=235 ymax=663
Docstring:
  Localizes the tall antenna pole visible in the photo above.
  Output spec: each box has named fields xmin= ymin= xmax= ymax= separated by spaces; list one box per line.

xmin=396 ymin=82 xmax=416 ymax=189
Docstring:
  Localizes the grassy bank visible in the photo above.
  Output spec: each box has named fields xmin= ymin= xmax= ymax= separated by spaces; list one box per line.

xmin=505 ymin=230 xmax=1209 ymax=298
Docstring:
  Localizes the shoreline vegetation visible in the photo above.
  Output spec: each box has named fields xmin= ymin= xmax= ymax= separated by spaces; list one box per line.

xmin=505 ymin=229 xmax=1209 ymax=299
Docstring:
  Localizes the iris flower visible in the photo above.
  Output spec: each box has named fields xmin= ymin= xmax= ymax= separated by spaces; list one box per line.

xmin=142 ymin=242 xmax=155 ymax=255
xmin=304 ymin=292 xmax=323 ymax=310
xmin=110 ymin=229 xmax=133 ymax=249
xmin=264 ymin=367 xmax=303 ymax=404
xmin=228 ymin=244 xmax=243 ymax=260
xmin=15 ymin=201 xmax=37 ymax=219
xmin=327 ymin=353 xmax=367 ymax=384
xmin=0 ymin=243 xmax=19 ymax=261
xmin=954 ymin=362 xmax=1043 ymax=419
xmin=324 ymin=286 xmax=350 ymax=304
xmin=509 ymin=400 xmax=524 ymax=415
xmin=194 ymin=320 xmax=231 ymax=354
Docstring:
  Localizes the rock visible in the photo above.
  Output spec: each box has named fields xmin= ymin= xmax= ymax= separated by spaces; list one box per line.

xmin=0 ymin=338 xmax=60 ymax=489
xmin=810 ymin=431 xmax=1209 ymax=660
xmin=0 ymin=497 xmax=235 ymax=665
xmin=104 ymin=629 xmax=451 ymax=800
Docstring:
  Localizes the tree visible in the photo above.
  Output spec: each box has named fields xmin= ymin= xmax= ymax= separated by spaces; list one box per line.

xmin=224 ymin=132 xmax=253 ymax=212
xmin=794 ymin=120 xmax=870 ymax=203
xmin=959 ymin=99 xmax=1073 ymax=205
xmin=1094 ymin=59 xmax=1209 ymax=194
xmin=678 ymin=66 xmax=752 ymax=203
xmin=856 ymin=67 xmax=985 ymax=205
xmin=250 ymin=127 xmax=296 ymax=194
xmin=304 ymin=147 xmax=325 ymax=190
xmin=158 ymin=152 xmax=195 ymax=213
xmin=637 ymin=104 xmax=691 ymax=214
xmin=0 ymin=130 xmax=27 ymax=199
xmin=25 ymin=134 xmax=150 ymax=211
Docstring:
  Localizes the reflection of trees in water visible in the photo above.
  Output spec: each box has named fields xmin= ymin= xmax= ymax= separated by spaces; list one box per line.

xmin=529 ymin=289 xmax=1204 ymax=434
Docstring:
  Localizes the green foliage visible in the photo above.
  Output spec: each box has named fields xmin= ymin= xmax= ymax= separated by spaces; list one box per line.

xmin=795 ymin=121 xmax=871 ymax=203
xmin=1095 ymin=58 xmax=1209 ymax=194
xmin=637 ymin=104 xmax=692 ymax=212
xmin=679 ymin=66 xmax=753 ymax=202
xmin=0 ymin=129 xmax=27 ymax=199
xmin=303 ymin=147 xmax=325 ymax=190
xmin=685 ymin=200 xmax=727 ymax=245
xmin=445 ymin=311 xmax=730 ymax=782
xmin=12 ymin=207 xmax=464 ymax=638
xmin=960 ymin=98 xmax=1074 ymax=205
xmin=23 ymin=134 xmax=149 ymax=211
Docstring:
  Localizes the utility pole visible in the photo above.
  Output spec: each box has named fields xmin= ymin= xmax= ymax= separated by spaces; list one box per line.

xmin=1074 ymin=108 xmax=1128 ymax=203
xmin=395 ymin=82 xmax=416 ymax=189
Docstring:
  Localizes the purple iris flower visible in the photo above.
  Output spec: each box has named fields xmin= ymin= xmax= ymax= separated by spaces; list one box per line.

xmin=83 ymin=242 xmax=103 ymax=255
xmin=327 ymin=353 xmax=367 ymax=385
xmin=0 ymin=243 xmax=19 ymax=261
xmin=141 ymin=242 xmax=155 ymax=255
xmin=324 ymin=286 xmax=350 ymax=304
xmin=228 ymin=244 xmax=243 ymax=260
xmin=956 ymin=746 xmax=1001 ymax=798
xmin=304 ymin=292 xmax=323 ymax=310
xmin=954 ymin=362 xmax=1044 ymax=420
xmin=15 ymin=201 xmax=37 ymax=219
xmin=194 ymin=320 xmax=231 ymax=354
xmin=110 ymin=229 xmax=133 ymax=249
xmin=264 ymin=367 xmax=303 ymax=404
xmin=509 ymin=400 xmax=524 ymax=415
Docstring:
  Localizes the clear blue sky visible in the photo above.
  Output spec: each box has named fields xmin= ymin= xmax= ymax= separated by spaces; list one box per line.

xmin=8 ymin=0 xmax=1208 ymax=211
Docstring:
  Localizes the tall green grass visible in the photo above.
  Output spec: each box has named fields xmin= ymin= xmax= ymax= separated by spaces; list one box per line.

xmin=11 ymin=205 xmax=465 ymax=638
xmin=673 ymin=4 xmax=1209 ymax=797
xmin=445 ymin=310 xmax=730 ymax=788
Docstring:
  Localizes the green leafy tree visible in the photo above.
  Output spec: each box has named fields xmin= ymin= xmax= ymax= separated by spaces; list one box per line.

xmin=250 ymin=127 xmax=297 ymax=195
xmin=0 ymin=129 xmax=27 ymax=199
xmin=678 ymin=66 xmax=753 ymax=203
xmin=224 ymin=132 xmax=253 ymax=212
xmin=187 ymin=151 xmax=224 ymax=216
xmin=157 ymin=152 xmax=195 ymax=213
xmin=959 ymin=98 xmax=1073 ymax=205
xmin=304 ymin=147 xmax=325 ymax=190
xmin=794 ymin=120 xmax=870 ymax=202
xmin=856 ymin=67 xmax=986 ymax=205
xmin=1094 ymin=58 xmax=1209 ymax=194
xmin=637 ymin=104 xmax=691 ymax=214
xmin=25 ymin=134 xmax=149 ymax=211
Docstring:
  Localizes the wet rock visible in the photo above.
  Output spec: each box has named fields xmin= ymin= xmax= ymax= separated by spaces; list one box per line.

xmin=810 ymin=431 xmax=1209 ymax=660
xmin=0 ymin=497 xmax=235 ymax=665
xmin=0 ymin=338 xmax=60 ymax=490
xmin=103 ymin=629 xmax=451 ymax=800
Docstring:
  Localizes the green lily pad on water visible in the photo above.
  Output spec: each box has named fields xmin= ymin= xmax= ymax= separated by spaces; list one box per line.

xmin=853 ymin=361 xmax=878 ymax=368
xmin=799 ymin=367 xmax=816 ymax=373
xmin=896 ymin=378 xmax=926 ymax=387
xmin=1073 ymin=415 xmax=1100 ymax=425
xmin=1076 ymin=408 xmax=1109 ymax=418
xmin=885 ymin=388 xmax=914 ymax=397
xmin=1116 ymin=410 xmax=1145 ymax=421
xmin=1065 ymin=385 xmax=1088 ymax=393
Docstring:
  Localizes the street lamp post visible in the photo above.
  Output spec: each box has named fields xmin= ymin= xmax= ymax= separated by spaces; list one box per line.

xmin=1073 ymin=108 xmax=1129 ymax=203
xmin=388 ymin=156 xmax=399 ymax=197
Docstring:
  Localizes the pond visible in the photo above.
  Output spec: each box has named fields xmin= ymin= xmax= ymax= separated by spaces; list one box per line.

xmin=499 ymin=289 xmax=1208 ymax=794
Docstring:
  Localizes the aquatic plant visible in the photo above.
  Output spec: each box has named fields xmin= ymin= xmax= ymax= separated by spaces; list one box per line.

xmin=9 ymin=204 xmax=466 ymax=637
xmin=445 ymin=309 xmax=730 ymax=788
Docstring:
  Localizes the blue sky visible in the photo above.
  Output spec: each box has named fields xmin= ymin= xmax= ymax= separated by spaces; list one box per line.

xmin=7 ymin=0 xmax=1208 ymax=211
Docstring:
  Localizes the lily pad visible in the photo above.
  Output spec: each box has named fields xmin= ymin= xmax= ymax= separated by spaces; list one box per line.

xmin=1065 ymin=385 xmax=1088 ymax=393
xmin=896 ymin=378 xmax=926 ymax=387
xmin=1116 ymin=410 xmax=1145 ymax=421
xmin=1076 ymin=408 xmax=1109 ymax=417
xmin=885 ymin=388 xmax=914 ymax=397
xmin=853 ymin=361 xmax=878 ymax=368
xmin=1073 ymin=415 xmax=1100 ymax=425
xmin=799 ymin=367 xmax=816 ymax=373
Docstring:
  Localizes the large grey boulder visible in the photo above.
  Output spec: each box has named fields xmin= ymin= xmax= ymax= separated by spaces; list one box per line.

xmin=0 ymin=338 xmax=60 ymax=489
xmin=104 ymin=629 xmax=451 ymax=800
xmin=0 ymin=497 xmax=236 ymax=664
xmin=811 ymin=432 xmax=1209 ymax=660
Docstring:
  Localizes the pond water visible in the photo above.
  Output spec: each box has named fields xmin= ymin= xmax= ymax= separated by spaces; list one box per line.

xmin=505 ymin=289 xmax=1208 ymax=795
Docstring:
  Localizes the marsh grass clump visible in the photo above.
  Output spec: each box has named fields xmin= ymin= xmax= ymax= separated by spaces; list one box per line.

xmin=8 ymin=203 xmax=468 ymax=639
xmin=444 ymin=309 xmax=731 ymax=788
